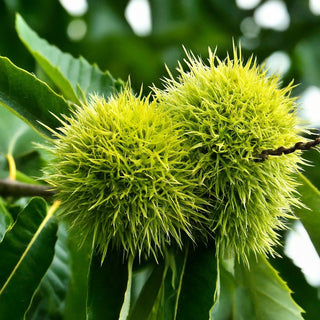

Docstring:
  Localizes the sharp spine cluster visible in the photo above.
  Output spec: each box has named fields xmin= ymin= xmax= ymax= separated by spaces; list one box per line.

xmin=44 ymin=46 xmax=307 ymax=264
xmin=154 ymin=46 xmax=304 ymax=263
xmin=43 ymin=86 xmax=208 ymax=260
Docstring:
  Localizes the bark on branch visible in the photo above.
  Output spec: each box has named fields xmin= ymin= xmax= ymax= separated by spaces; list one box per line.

xmin=1 ymin=138 xmax=319 ymax=198
xmin=0 ymin=178 xmax=55 ymax=199
xmin=254 ymin=137 xmax=320 ymax=162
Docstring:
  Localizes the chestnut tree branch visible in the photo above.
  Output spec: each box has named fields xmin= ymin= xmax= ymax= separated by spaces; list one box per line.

xmin=254 ymin=137 xmax=320 ymax=162
xmin=1 ymin=138 xmax=319 ymax=198
xmin=0 ymin=178 xmax=55 ymax=199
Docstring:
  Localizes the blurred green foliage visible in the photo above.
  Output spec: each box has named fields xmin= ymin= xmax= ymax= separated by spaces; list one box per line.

xmin=2 ymin=0 xmax=320 ymax=96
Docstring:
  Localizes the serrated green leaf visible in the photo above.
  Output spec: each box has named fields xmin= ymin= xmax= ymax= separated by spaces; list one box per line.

xmin=26 ymin=223 xmax=71 ymax=320
xmin=0 ymin=56 xmax=70 ymax=138
xmin=86 ymin=250 xmax=129 ymax=320
xmin=234 ymin=255 xmax=304 ymax=320
xmin=0 ymin=197 xmax=58 ymax=320
xmin=175 ymin=245 xmax=217 ymax=320
xmin=16 ymin=14 xmax=121 ymax=104
xmin=295 ymin=172 xmax=320 ymax=256
xmin=271 ymin=254 xmax=320 ymax=320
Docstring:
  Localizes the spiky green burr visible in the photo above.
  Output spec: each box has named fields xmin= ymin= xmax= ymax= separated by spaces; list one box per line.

xmin=43 ymin=87 xmax=207 ymax=259
xmin=154 ymin=47 xmax=304 ymax=263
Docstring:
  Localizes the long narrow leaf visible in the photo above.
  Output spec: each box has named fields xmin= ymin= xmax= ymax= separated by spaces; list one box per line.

xmin=119 ymin=256 xmax=134 ymax=320
xmin=64 ymin=230 xmax=93 ymax=320
xmin=163 ymin=250 xmax=187 ymax=320
xmin=0 ymin=56 xmax=70 ymax=138
xmin=151 ymin=249 xmax=187 ymax=320
xmin=175 ymin=245 xmax=217 ymax=320
xmin=86 ymin=250 xmax=129 ymax=320
xmin=128 ymin=263 xmax=165 ymax=320
xmin=0 ymin=197 xmax=58 ymax=320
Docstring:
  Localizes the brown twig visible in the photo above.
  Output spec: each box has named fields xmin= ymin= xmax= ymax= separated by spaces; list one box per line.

xmin=0 ymin=178 xmax=55 ymax=199
xmin=254 ymin=137 xmax=320 ymax=162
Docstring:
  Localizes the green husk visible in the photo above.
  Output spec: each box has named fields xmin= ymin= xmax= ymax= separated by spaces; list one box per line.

xmin=154 ymin=46 xmax=304 ymax=264
xmin=43 ymin=86 xmax=208 ymax=259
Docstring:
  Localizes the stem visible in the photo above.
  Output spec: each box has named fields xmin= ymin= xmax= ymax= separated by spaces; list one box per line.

xmin=0 ymin=178 xmax=55 ymax=199
xmin=254 ymin=137 xmax=320 ymax=162
xmin=6 ymin=154 xmax=16 ymax=180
